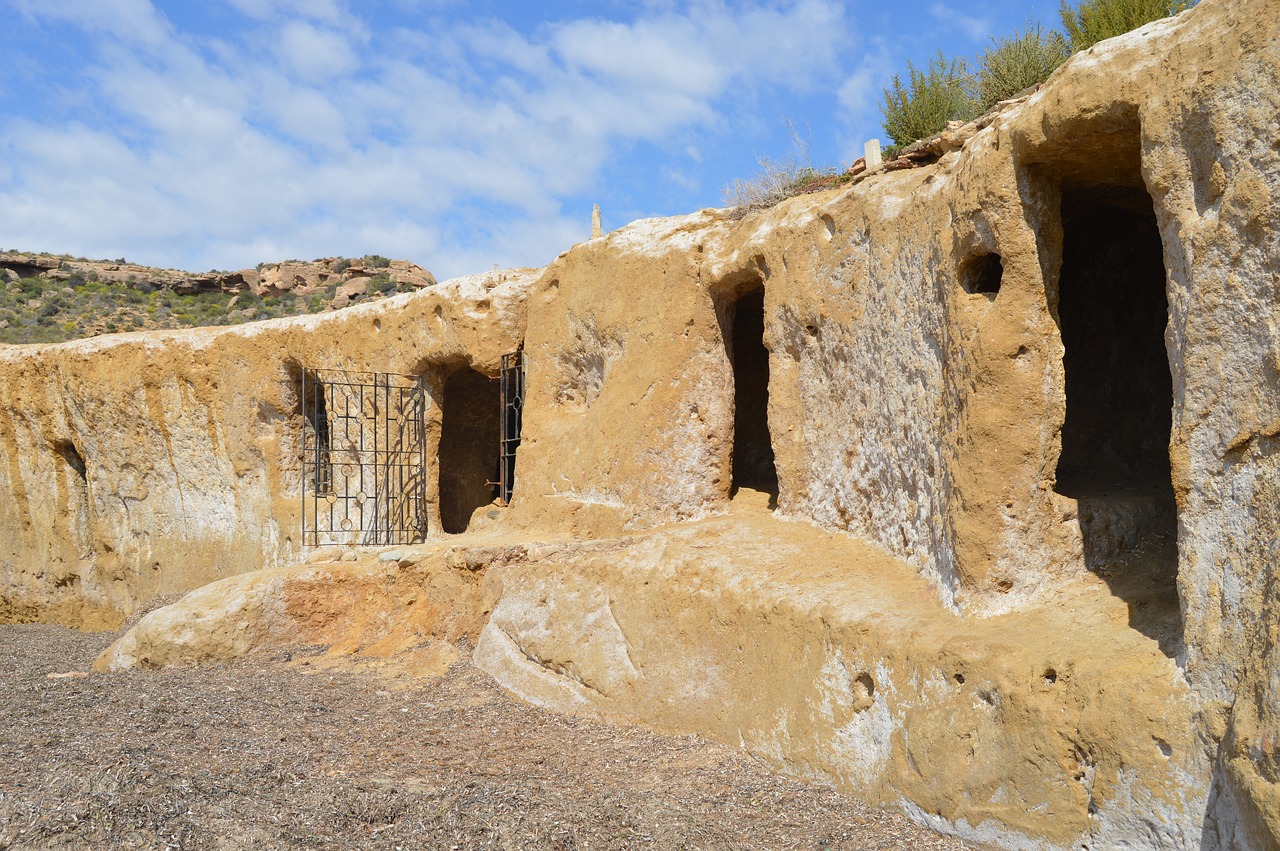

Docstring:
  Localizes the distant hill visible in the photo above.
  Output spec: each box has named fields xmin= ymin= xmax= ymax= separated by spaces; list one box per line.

xmin=0 ymin=252 xmax=438 ymax=345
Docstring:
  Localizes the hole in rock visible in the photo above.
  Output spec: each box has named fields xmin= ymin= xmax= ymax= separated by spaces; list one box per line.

xmin=851 ymin=672 xmax=876 ymax=712
xmin=1052 ymin=182 xmax=1181 ymax=659
xmin=54 ymin=440 xmax=87 ymax=481
xmin=960 ymin=251 xmax=1004 ymax=297
xmin=439 ymin=367 xmax=501 ymax=534
xmin=727 ymin=285 xmax=778 ymax=503
xmin=51 ymin=438 xmax=90 ymax=541
xmin=820 ymin=214 xmax=836 ymax=239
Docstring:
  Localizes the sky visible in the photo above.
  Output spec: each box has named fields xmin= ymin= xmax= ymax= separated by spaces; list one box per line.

xmin=0 ymin=0 xmax=1060 ymax=281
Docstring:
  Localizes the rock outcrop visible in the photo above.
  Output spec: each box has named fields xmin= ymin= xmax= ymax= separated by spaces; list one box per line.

xmin=0 ymin=252 xmax=438 ymax=298
xmin=4 ymin=0 xmax=1280 ymax=847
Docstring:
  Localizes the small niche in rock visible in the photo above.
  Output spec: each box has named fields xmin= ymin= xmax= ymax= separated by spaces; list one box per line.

xmin=960 ymin=252 xmax=1004 ymax=297
xmin=54 ymin=440 xmax=87 ymax=481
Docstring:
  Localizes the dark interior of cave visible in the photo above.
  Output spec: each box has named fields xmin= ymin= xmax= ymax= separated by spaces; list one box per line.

xmin=729 ymin=286 xmax=778 ymax=498
xmin=439 ymin=367 xmax=501 ymax=534
xmin=1053 ymin=183 xmax=1181 ymax=657
xmin=1055 ymin=186 xmax=1174 ymax=496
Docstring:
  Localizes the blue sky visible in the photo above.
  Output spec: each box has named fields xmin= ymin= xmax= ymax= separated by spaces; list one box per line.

xmin=1 ymin=0 xmax=1057 ymax=280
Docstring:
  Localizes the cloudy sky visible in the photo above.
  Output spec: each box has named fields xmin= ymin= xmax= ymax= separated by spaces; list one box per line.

xmin=2 ymin=0 xmax=1053 ymax=280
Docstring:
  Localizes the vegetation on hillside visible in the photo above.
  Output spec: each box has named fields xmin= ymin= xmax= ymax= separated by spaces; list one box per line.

xmin=722 ymin=0 xmax=1191 ymax=214
xmin=0 ymin=276 xmax=298 ymax=345
xmin=722 ymin=121 xmax=854 ymax=214
xmin=723 ymin=157 xmax=853 ymax=212
xmin=0 ymin=256 xmax=421 ymax=345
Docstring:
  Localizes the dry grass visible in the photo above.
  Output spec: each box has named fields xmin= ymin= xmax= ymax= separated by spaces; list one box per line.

xmin=0 ymin=624 xmax=985 ymax=850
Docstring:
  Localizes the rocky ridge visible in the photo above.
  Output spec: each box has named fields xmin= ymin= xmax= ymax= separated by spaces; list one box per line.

xmin=0 ymin=251 xmax=437 ymax=301
xmin=0 ymin=252 xmax=439 ymax=344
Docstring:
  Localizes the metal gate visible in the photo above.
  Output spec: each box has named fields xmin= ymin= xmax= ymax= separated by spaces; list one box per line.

xmin=301 ymin=368 xmax=427 ymax=547
xmin=499 ymin=350 xmax=527 ymax=505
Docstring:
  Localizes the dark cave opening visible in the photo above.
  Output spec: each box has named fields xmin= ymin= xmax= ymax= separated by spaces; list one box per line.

xmin=1053 ymin=183 xmax=1181 ymax=657
xmin=728 ymin=286 xmax=778 ymax=499
xmin=439 ymin=367 xmax=501 ymax=534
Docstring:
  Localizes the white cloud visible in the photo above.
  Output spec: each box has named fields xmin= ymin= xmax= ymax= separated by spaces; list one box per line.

xmin=278 ymin=20 xmax=359 ymax=79
xmin=552 ymin=17 xmax=726 ymax=96
xmin=836 ymin=39 xmax=895 ymax=158
xmin=0 ymin=0 xmax=852 ymax=279
xmin=9 ymin=0 xmax=172 ymax=45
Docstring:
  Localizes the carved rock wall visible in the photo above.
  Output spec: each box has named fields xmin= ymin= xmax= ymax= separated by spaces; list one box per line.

xmin=0 ymin=270 xmax=533 ymax=628
xmin=3 ymin=0 xmax=1280 ymax=845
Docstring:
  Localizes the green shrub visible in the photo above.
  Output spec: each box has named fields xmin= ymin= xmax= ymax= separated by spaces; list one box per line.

xmin=975 ymin=24 xmax=1071 ymax=111
xmin=365 ymin=273 xmax=395 ymax=295
xmin=881 ymin=53 xmax=979 ymax=148
xmin=361 ymin=254 xmax=391 ymax=269
xmin=39 ymin=295 xmax=65 ymax=317
xmin=331 ymin=258 xmax=352 ymax=274
xmin=1060 ymin=0 xmax=1190 ymax=51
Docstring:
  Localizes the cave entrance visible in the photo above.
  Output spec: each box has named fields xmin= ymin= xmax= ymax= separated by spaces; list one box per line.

xmin=727 ymin=285 xmax=778 ymax=503
xmin=439 ymin=367 xmax=501 ymax=534
xmin=1053 ymin=183 xmax=1181 ymax=657
xmin=300 ymin=369 xmax=427 ymax=547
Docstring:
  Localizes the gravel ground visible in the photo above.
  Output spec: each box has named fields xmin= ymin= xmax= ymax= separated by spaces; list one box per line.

xmin=0 ymin=623 xmax=983 ymax=850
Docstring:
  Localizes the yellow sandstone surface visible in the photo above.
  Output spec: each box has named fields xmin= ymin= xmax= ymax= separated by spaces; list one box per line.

xmin=5 ymin=0 xmax=1280 ymax=847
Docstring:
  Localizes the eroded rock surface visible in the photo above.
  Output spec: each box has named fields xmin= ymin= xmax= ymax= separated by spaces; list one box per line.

xmin=0 ymin=268 xmax=534 ymax=628
xmin=5 ymin=0 xmax=1280 ymax=847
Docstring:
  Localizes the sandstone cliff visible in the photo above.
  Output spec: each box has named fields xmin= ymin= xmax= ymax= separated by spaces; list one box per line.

xmin=4 ymin=0 xmax=1280 ymax=847
xmin=0 ymin=268 xmax=533 ymax=628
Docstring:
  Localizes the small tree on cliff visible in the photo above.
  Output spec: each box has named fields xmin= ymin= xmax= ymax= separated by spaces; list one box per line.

xmin=975 ymin=24 xmax=1071 ymax=111
xmin=880 ymin=53 xmax=979 ymax=149
xmin=1060 ymin=0 xmax=1192 ymax=51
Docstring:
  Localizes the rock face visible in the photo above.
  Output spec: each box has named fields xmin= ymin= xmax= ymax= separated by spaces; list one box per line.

xmin=0 ymin=268 xmax=533 ymax=628
xmin=4 ymin=0 xmax=1280 ymax=847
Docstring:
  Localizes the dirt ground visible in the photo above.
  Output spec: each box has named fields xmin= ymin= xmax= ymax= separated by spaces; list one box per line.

xmin=0 ymin=623 xmax=984 ymax=850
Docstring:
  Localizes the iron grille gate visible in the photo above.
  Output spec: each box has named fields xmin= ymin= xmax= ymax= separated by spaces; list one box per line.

xmin=499 ymin=350 xmax=527 ymax=505
xmin=301 ymin=368 xmax=427 ymax=547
